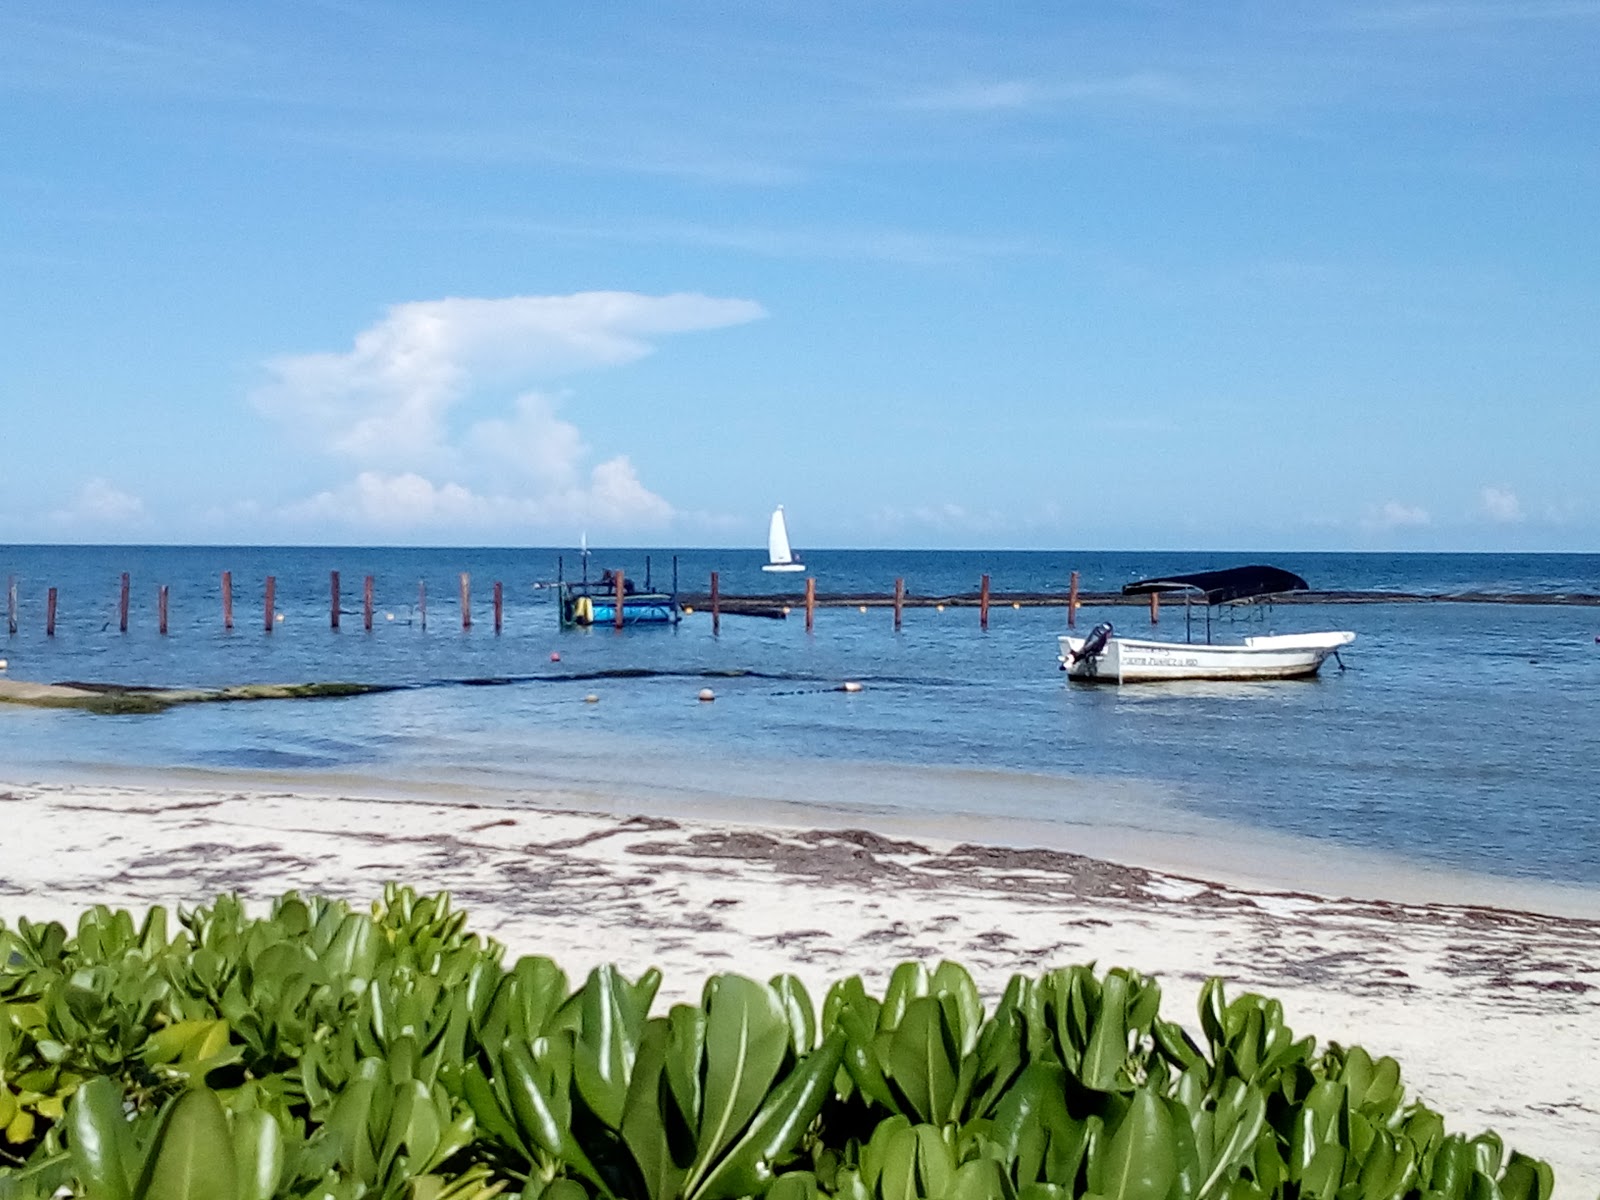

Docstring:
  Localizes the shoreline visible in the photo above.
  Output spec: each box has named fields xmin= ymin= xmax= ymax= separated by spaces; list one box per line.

xmin=16 ymin=754 xmax=1600 ymax=921
xmin=2 ymin=775 xmax=1598 ymax=1189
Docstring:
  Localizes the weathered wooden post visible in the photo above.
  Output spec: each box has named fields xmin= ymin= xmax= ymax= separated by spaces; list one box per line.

xmin=119 ymin=572 xmax=130 ymax=633
xmin=805 ymin=576 xmax=816 ymax=633
xmin=1149 ymin=590 xmax=1160 ymax=624
xmin=264 ymin=576 xmax=276 ymax=633
xmin=46 ymin=587 xmax=57 ymax=637
xmin=364 ymin=575 xmax=374 ymax=632
xmin=460 ymin=573 xmax=472 ymax=629
xmin=493 ymin=581 xmax=503 ymax=634
xmin=1068 ymin=570 xmax=1080 ymax=628
xmin=614 ymin=570 xmax=625 ymax=630
xmin=894 ymin=577 xmax=905 ymax=630
xmin=419 ymin=580 xmax=427 ymax=630
xmin=710 ymin=571 xmax=721 ymax=636
xmin=980 ymin=574 xmax=991 ymax=630
xmin=7 ymin=575 xmax=16 ymax=636
xmin=158 ymin=585 xmax=169 ymax=635
xmin=329 ymin=571 xmax=341 ymax=630
xmin=222 ymin=571 xmax=233 ymax=630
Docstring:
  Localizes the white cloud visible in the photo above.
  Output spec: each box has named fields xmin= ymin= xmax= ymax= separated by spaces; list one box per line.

xmin=50 ymin=478 xmax=145 ymax=526
xmin=254 ymin=291 xmax=763 ymax=533
xmin=1479 ymin=486 xmax=1525 ymax=523
xmin=281 ymin=459 xmax=673 ymax=534
xmin=1363 ymin=500 xmax=1432 ymax=530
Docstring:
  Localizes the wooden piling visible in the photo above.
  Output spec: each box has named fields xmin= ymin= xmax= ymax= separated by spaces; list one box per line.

xmin=1068 ymin=570 xmax=1080 ymax=627
xmin=222 ymin=571 xmax=233 ymax=630
xmin=419 ymin=580 xmax=427 ymax=630
xmin=980 ymin=574 xmax=991 ymax=630
xmin=493 ymin=581 xmax=503 ymax=634
xmin=1149 ymin=590 xmax=1160 ymax=624
xmin=710 ymin=571 xmax=721 ymax=636
xmin=159 ymin=585 xmax=168 ymax=635
xmin=264 ymin=576 xmax=276 ymax=633
xmin=119 ymin=572 xmax=130 ymax=633
xmin=46 ymin=587 xmax=57 ymax=637
xmin=614 ymin=570 xmax=625 ymax=630
xmin=7 ymin=576 xmax=16 ymax=636
xmin=361 ymin=576 xmax=373 ymax=632
xmin=894 ymin=577 xmax=905 ymax=630
xmin=330 ymin=571 xmax=341 ymax=629
xmin=805 ymin=577 xmax=816 ymax=633
xmin=460 ymin=573 xmax=472 ymax=629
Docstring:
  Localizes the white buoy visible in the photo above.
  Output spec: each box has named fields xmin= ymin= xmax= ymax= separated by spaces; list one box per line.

xmin=698 ymin=688 xmax=715 ymax=702
xmin=275 ymin=612 xmax=285 ymax=623
xmin=842 ymin=680 xmax=863 ymax=693
xmin=858 ymin=605 xmax=867 ymax=613
xmin=386 ymin=612 xmax=395 ymax=621
xmin=583 ymin=693 xmax=599 ymax=704
xmin=0 ymin=659 xmax=7 ymax=671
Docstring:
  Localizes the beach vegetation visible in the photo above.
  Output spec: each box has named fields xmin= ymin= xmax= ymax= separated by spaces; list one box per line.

xmin=0 ymin=887 xmax=1562 ymax=1200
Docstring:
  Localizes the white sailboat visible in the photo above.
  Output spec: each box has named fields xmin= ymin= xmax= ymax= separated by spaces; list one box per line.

xmin=762 ymin=506 xmax=807 ymax=573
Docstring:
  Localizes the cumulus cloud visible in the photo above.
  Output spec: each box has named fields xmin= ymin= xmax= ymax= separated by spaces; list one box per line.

xmin=1479 ymin=486 xmax=1524 ymax=523
xmin=283 ymin=462 xmax=673 ymax=532
xmin=1364 ymin=500 xmax=1431 ymax=530
xmin=253 ymin=291 xmax=764 ymax=533
xmin=50 ymin=478 xmax=145 ymax=527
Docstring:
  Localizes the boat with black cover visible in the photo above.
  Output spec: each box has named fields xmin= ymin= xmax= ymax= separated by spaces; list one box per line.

xmin=1058 ymin=565 xmax=1354 ymax=683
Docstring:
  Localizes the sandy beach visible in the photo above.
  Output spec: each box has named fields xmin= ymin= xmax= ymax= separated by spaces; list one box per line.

xmin=1 ymin=776 xmax=1597 ymax=1189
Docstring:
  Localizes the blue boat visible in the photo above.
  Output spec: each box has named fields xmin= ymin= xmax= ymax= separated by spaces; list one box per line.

xmin=557 ymin=558 xmax=681 ymax=627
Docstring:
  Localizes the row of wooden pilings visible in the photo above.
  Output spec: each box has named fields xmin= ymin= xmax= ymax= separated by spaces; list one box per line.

xmin=699 ymin=570 xmax=1161 ymax=634
xmin=4 ymin=571 xmax=506 ymax=637
xmin=6 ymin=568 xmax=1168 ymax=639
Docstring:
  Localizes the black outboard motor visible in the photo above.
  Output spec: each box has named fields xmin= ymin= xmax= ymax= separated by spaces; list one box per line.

xmin=1071 ymin=621 xmax=1113 ymax=663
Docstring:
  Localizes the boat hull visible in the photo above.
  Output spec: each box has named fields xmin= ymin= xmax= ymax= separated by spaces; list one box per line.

xmin=1058 ymin=631 xmax=1354 ymax=683
xmin=761 ymin=563 xmax=806 ymax=573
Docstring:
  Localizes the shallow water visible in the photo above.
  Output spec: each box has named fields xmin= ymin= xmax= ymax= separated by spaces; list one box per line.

xmin=3 ymin=546 xmax=1598 ymax=888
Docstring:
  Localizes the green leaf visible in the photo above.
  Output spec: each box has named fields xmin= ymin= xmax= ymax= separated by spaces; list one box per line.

xmin=770 ymin=974 xmax=816 ymax=1056
xmin=885 ymin=996 xmax=959 ymax=1126
xmin=690 ymin=1029 xmax=846 ymax=1200
xmin=1088 ymin=1089 xmax=1176 ymax=1200
xmin=682 ymin=976 xmax=790 ymax=1194
xmin=1499 ymin=1152 xmax=1555 ymax=1200
xmin=881 ymin=963 xmax=930 ymax=1033
xmin=1080 ymin=973 xmax=1129 ymax=1092
xmin=621 ymin=1019 xmax=689 ymax=1200
xmin=573 ymin=965 xmax=648 ymax=1131
xmin=230 ymin=1108 xmax=284 ymax=1200
xmin=140 ymin=1089 xmax=239 ymax=1200
xmin=67 ymin=1076 xmax=134 ymax=1200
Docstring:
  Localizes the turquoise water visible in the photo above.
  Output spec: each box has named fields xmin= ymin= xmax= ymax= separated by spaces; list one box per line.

xmin=3 ymin=546 xmax=1598 ymax=887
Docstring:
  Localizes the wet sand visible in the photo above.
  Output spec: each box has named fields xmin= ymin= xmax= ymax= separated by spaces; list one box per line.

xmin=1 ymin=778 xmax=1597 ymax=1190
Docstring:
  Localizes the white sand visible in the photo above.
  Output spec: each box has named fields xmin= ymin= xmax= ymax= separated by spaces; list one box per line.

xmin=1 ymin=778 xmax=1597 ymax=1192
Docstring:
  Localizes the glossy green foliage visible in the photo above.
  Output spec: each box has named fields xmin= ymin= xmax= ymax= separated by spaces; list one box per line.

xmin=0 ymin=890 xmax=1563 ymax=1200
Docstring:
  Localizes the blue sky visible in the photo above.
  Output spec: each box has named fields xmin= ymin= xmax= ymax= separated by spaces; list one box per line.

xmin=2 ymin=2 xmax=1597 ymax=551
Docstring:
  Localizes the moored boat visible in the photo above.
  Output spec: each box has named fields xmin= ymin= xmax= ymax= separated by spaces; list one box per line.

xmin=1057 ymin=565 xmax=1354 ymax=684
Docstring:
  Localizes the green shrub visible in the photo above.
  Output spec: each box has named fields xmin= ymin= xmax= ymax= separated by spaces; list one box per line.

xmin=0 ymin=887 xmax=1557 ymax=1200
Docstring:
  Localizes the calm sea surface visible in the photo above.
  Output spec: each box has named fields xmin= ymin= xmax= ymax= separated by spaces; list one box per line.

xmin=2 ymin=546 xmax=1598 ymax=888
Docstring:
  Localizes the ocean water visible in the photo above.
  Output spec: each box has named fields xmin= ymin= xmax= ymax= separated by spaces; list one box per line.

xmin=2 ymin=545 xmax=1598 ymax=890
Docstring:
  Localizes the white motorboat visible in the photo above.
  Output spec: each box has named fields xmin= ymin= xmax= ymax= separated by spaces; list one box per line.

xmin=761 ymin=505 xmax=806 ymax=573
xmin=1058 ymin=566 xmax=1354 ymax=684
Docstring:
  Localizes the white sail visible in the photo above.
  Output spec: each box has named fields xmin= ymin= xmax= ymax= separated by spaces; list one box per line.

xmin=762 ymin=506 xmax=806 ymax=572
xmin=767 ymin=507 xmax=793 ymax=564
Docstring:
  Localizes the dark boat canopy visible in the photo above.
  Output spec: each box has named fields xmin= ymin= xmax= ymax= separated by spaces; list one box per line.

xmin=1121 ymin=565 xmax=1310 ymax=605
